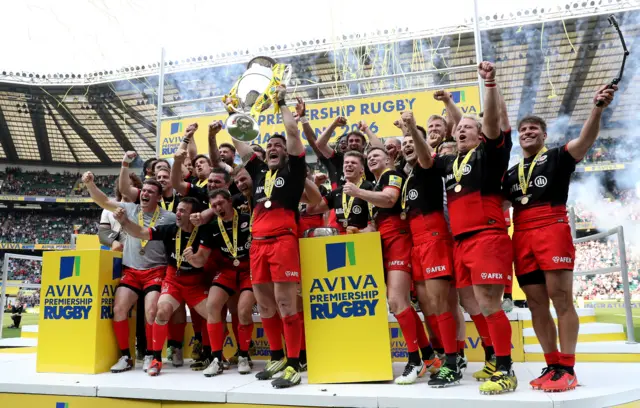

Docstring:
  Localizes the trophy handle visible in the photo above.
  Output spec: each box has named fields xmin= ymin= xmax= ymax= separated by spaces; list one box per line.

xmin=281 ymin=65 xmax=293 ymax=87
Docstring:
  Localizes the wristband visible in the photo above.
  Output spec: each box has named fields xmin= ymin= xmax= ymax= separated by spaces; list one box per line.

xmin=484 ymin=79 xmax=496 ymax=88
xmin=121 ymin=162 xmax=129 ymax=168
xmin=277 ymin=99 xmax=287 ymax=107
xmin=182 ymin=137 xmax=190 ymax=144
xmin=300 ymin=116 xmax=309 ymax=124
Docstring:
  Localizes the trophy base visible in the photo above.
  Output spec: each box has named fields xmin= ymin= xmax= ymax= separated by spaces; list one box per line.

xmin=226 ymin=113 xmax=260 ymax=142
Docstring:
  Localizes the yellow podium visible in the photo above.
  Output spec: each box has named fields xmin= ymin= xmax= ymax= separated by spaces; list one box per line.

xmin=37 ymin=250 xmax=123 ymax=374
xmin=300 ymin=232 xmax=392 ymax=384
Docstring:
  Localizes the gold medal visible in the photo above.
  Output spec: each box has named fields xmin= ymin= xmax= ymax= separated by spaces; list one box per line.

xmin=400 ymin=168 xmax=414 ymax=214
xmin=400 ymin=212 xmax=407 ymax=220
xmin=176 ymin=225 xmax=199 ymax=270
xmin=218 ymin=210 xmax=239 ymax=264
xmin=518 ymin=146 xmax=547 ymax=206
xmin=263 ymin=170 xmax=278 ymax=210
xmin=341 ymin=179 xmax=363 ymax=226
xmin=139 ymin=249 xmax=145 ymax=255
xmin=452 ymin=147 xmax=476 ymax=191
xmin=342 ymin=220 xmax=349 ymax=228
xmin=264 ymin=200 xmax=272 ymax=209
xmin=233 ymin=259 xmax=240 ymax=267
xmin=454 ymin=184 xmax=462 ymax=193
xmin=521 ymin=196 xmax=529 ymax=205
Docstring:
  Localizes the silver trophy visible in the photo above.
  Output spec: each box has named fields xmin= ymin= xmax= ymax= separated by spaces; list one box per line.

xmin=225 ymin=56 xmax=292 ymax=142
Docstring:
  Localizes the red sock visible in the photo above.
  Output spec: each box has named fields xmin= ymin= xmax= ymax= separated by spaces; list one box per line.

xmin=457 ymin=340 xmax=466 ymax=352
xmin=559 ymin=353 xmax=575 ymax=368
xmin=261 ymin=315 xmax=283 ymax=350
xmin=145 ymin=323 xmax=153 ymax=352
xmin=231 ymin=313 xmax=240 ymax=345
xmin=411 ymin=308 xmax=430 ymax=348
xmin=282 ymin=314 xmax=302 ymax=359
xmin=191 ymin=311 xmax=203 ymax=337
xmin=436 ymin=312 xmax=457 ymax=355
xmin=113 ymin=319 xmax=130 ymax=352
xmin=207 ymin=322 xmax=225 ymax=353
xmin=152 ymin=322 xmax=169 ymax=352
xmin=426 ymin=314 xmax=442 ymax=349
xmin=470 ymin=313 xmax=493 ymax=346
xmin=395 ymin=307 xmax=419 ymax=353
xmin=238 ymin=323 xmax=253 ymax=352
xmin=202 ymin=322 xmax=210 ymax=347
xmin=298 ymin=312 xmax=306 ymax=350
xmin=485 ymin=310 xmax=512 ymax=357
xmin=545 ymin=350 xmax=560 ymax=366
xmin=168 ymin=322 xmax=186 ymax=344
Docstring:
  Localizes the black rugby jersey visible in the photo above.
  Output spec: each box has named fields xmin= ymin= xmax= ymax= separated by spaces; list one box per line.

xmin=433 ymin=131 xmax=512 ymax=238
xmin=503 ymin=144 xmax=577 ymax=230
xmin=245 ymin=153 xmax=307 ymax=238
xmin=150 ymin=224 xmax=210 ymax=275
xmin=326 ymin=181 xmax=374 ymax=231
xmin=232 ymin=193 xmax=252 ymax=215
xmin=202 ymin=212 xmax=252 ymax=267
xmin=184 ymin=182 xmax=210 ymax=208
xmin=403 ymin=164 xmax=445 ymax=215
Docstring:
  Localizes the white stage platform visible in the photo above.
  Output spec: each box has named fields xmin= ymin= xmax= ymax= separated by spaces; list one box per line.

xmin=0 ymin=353 xmax=639 ymax=408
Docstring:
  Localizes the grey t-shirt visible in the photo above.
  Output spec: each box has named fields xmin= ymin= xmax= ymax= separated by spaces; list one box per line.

xmin=119 ymin=202 xmax=176 ymax=270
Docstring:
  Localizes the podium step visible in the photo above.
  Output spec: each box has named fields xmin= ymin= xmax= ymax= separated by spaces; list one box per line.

xmin=524 ymin=341 xmax=640 ymax=362
xmin=523 ymin=322 xmax=626 ymax=344
xmin=20 ymin=326 xmax=38 ymax=339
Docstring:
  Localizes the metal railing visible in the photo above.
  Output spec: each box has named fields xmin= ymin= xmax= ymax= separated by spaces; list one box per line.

xmin=572 ymin=224 xmax=636 ymax=344
xmin=0 ymin=253 xmax=42 ymax=340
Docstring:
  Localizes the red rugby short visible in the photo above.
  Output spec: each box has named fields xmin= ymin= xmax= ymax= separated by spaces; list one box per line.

xmin=120 ymin=265 xmax=165 ymax=293
xmin=513 ymin=221 xmax=575 ymax=276
xmin=161 ymin=267 xmax=209 ymax=308
xmin=411 ymin=238 xmax=454 ymax=281
xmin=453 ymin=229 xmax=513 ymax=288
xmin=250 ymin=234 xmax=301 ymax=285
xmin=381 ymin=230 xmax=412 ymax=274
xmin=212 ymin=267 xmax=252 ymax=294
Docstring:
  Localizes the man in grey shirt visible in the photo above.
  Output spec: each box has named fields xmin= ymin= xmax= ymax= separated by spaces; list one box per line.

xmin=83 ymin=172 xmax=176 ymax=374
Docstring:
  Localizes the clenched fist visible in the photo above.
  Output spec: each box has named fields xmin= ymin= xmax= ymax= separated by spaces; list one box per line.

xmin=190 ymin=212 xmax=204 ymax=227
xmin=122 ymin=151 xmax=137 ymax=164
xmin=174 ymin=148 xmax=188 ymax=163
xmin=343 ymin=181 xmax=360 ymax=197
xmin=401 ymin=111 xmax=416 ymax=128
xmin=334 ymin=116 xmax=348 ymax=127
xmin=593 ymin=84 xmax=617 ymax=108
xmin=478 ymin=61 xmax=496 ymax=80
xmin=82 ymin=171 xmax=94 ymax=185
xmin=275 ymin=84 xmax=287 ymax=102
xmin=433 ymin=90 xmax=452 ymax=102
xmin=209 ymin=121 xmax=222 ymax=137
xmin=182 ymin=246 xmax=195 ymax=263
xmin=113 ymin=207 xmax=127 ymax=224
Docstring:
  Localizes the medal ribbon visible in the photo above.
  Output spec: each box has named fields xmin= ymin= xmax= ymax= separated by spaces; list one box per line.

xmin=264 ymin=170 xmax=278 ymax=201
xmin=518 ymin=146 xmax=548 ymax=195
xmin=196 ymin=179 xmax=207 ymax=188
xmin=138 ymin=206 xmax=160 ymax=250
xmin=401 ymin=168 xmax=414 ymax=212
xmin=341 ymin=179 xmax=363 ymax=222
xmin=176 ymin=226 xmax=199 ymax=270
xmin=161 ymin=193 xmax=175 ymax=212
xmin=452 ymin=147 xmax=477 ymax=183
xmin=218 ymin=210 xmax=238 ymax=261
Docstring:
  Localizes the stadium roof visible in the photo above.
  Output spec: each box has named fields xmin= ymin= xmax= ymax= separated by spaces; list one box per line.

xmin=0 ymin=1 xmax=638 ymax=165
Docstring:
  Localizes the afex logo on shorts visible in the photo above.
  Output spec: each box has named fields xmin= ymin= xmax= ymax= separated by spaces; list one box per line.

xmin=480 ymin=272 xmax=503 ymax=280
xmin=552 ymin=256 xmax=572 ymax=263
xmin=285 ymin=271 xmax=299 ymax=278
xmin=425 ymin=265 xmax=446 ymax=274
xmin=389 ymin=260 xmax=405 ymax=266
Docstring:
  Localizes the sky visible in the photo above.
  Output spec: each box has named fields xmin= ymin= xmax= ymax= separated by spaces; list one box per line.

xmin=0 ymin=0 xmax=578 ymax=74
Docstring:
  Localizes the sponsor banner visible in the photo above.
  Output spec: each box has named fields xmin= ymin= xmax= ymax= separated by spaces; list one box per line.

xmin=300 ymin=232 xmax=392 ymax=384
xmin=577 ymin=163 xmax=626 ymax=173
xmin=0 ymin=243 xmax=72 ymax=250
xmin=0 ymin=195 xmax=93 ymax=203
xmin=37 ymin=250 xmax=123 ymax=374
xmin=583 ymin=300 xmax=640 ymax=309
xmin=157 ymin=86 xmax=480 ymax=158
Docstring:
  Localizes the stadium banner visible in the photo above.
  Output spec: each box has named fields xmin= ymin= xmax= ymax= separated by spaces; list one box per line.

xmin=299 ymin=232 xmax=392 ymax=384
xmin=583 ymin=300 xmax=640 ymax=309
xmin=157 ymin=86 xmax=480 ymax=158
xmin=37 ymin=250 xmax=123 ymax=374
xmin=0 ymin=243 xmax=72 ymax=250
xmin=0 ymin=194 xmax=93 ymax=203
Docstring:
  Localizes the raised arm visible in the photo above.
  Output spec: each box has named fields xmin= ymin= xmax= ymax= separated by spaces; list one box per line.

xmin=359 ymin=120 xmax=383 ymax=149
xmin=344 ymin=181 xmax=399 ymax=209
xmin=83 ymin=172 xmax=119 ymax=212
xmin=112 ymin=207 xmax=151 ymax=241
xmin=567 ymin=85 xmax=617 ymax=162
xmin=403 ymin=111 xmax=434 ymax=169
xmin=208 ymin=121 xmax=224 ymax=167
xmin=179 ymin=123 xmax=198 ymax=163
xmin=301 ymin=178 xmax=322 ymax=205
xmin=497 ymin=85 xmax=511 ymax=132
xmin=119 ymin=151 xmax=140 ymax=202
xmin=171 ymin=148 xmax=191 ymax=196
xmin=277 ymin=85 xmax=304 ymax=156
xmin=295 ymin=97 xmax=325 ymax=159
xmin=434 ymin=90 xmax=462 ymax=135
xmin=315 ymin=116 xmax=348 ymax=158
xmin=306 ymin=199 xmax=330 ymax=215
xmin=478 ymin=61 xmax=501 ymax=140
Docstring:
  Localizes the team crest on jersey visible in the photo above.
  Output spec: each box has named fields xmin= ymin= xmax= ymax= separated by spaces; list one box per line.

xmin=275 ymin=177 xmax=285 ymax=188
xmin=352 ymin=205 xmax=362 ymax=214
xmin=534 ymin=175 xmax=548 ymax=188
xmin=388 ymin=175 xmax=402 ymax=188
xmin=462 ymin=164 xmax=472 ymax=175
xmin=244 ymin=242 xmax=251 ymax=249
xmin=537 ymin=154 xmax=548 ymax=164
xmin=408 ymin=189 xmax=418 ymax=200
xmin=241 ymin=222 xmax=248 ymax=228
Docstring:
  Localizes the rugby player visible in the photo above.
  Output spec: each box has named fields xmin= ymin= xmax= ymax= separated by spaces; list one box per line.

xmin=415 ymin=62 xmax=516 ymax=394
xmin=113 ymin=196 xmax=210 ymax=376
xmin=503 ymin=85 xmax=616 ymax=392
xmin=83 ymin=173 xmax=176 ymax=373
